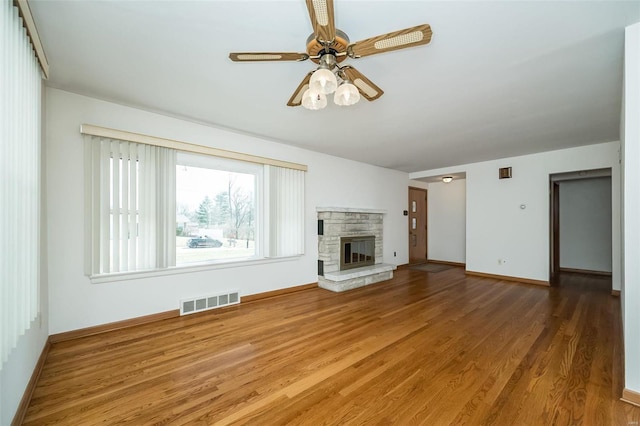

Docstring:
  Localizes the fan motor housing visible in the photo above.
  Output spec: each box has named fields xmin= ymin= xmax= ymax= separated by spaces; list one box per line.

xmin=306 ymin=29 xmax=350 ymax=63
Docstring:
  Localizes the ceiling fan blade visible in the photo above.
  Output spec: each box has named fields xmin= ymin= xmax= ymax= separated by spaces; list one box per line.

xmin=348 ymin=24 xmax=432 ymax=58
xmin=341 ymin=66 xmax=384 ymax=101
xmin=306 ymin=0 xmax=336 ymax=45
xmin=229 ymin=52 xmax=309 ymax=62
xmin=287 ymin=72 xmax=314 ymax=107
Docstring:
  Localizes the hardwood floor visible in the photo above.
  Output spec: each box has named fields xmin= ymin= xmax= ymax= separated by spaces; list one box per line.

xmin=24 ymin=269 xmax=639 ymax=425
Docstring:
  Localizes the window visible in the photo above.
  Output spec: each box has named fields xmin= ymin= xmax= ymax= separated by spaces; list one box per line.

xmin=84 ymin=133 xmax=305 ymax=277
xmin=176 ymin=152 xmax=260 ymax=265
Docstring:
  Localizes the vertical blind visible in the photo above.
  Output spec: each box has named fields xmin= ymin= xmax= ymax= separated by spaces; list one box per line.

xmin=85 ymin=136 xmax=176 ymax=274
xmin=268 ymin=166 xmax=305 ymax=257
xmin=0 ymin=2 xmax=42 ymax=367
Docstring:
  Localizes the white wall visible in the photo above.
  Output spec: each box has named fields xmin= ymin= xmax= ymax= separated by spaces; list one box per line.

xmin=622 ymin=21 xmax=640 ymax=396
xmin=427 ymin=179 xmax=466 ymax=263
xmin=45 ymin=88 xmax=410 ymax=334
xmin=559 ymin=177 xmax=612 ymax=272
xmin=410 ymin=141 xmax=621 ymax=289
xmin=408 ymin=179 xmax=429 ymax=190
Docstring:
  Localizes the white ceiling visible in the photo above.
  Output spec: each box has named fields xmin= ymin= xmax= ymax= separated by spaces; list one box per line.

xmin=30 ymin=1 xmax=640 ymax=173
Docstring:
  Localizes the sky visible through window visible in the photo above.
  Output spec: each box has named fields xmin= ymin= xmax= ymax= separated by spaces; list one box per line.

xmin=176 ymin=165 xmax=254 ymax=212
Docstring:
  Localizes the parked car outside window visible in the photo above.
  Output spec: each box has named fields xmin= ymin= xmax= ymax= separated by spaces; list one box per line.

xmin=186 ymin=236 xmax=223 ymax=248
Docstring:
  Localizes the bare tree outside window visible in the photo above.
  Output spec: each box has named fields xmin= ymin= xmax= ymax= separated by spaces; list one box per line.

xmin=175 ymin=164 xmax=257 ymax=265
xmin=227 ymin=175 xmax=254 ymax=247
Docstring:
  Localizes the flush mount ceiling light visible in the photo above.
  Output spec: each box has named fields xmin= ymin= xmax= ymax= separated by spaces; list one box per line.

xmin=229 ymin=0 xmax=433 ymax=109
xmin=442 ymin=176 xmax=453 ymax=183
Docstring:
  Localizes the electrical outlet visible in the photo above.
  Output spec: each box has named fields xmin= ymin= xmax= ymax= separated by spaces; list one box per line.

xmin=394 ymin=251 xmax=397 ymax=257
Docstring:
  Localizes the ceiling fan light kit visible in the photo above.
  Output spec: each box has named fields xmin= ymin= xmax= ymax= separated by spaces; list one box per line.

xmin=334 ymin=81 xmax=360 ymax=106
xmin=309 ymin=68 xmax=337 ymax=95
xmin=229 ymin=0 xmax=432 ymax=110
xmin=304 ymin=54 xmax=360 ymax=109
xmin=302 ymin=89 xmax=327 ymax=110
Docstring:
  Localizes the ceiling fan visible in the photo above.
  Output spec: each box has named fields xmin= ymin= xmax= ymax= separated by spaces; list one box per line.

xmin=229 ymin=0 xmax=432 ymax=110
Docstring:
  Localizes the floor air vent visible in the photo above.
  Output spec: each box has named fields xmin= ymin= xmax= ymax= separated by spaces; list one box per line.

xmin=180 ymin=290 xmax=240 ymax=316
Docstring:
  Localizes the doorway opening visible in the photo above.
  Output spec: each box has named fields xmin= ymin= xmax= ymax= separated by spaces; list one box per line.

xmin=549 ymin=168 xmax=612 ymax=291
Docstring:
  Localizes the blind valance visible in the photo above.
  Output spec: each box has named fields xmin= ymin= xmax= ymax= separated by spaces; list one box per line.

xmin=80 ymin=124 xmax=307 ymax=172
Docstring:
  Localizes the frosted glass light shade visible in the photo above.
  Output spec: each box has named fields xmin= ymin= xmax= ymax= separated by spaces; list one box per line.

xmin=309 ymin=68 xmax=338 ymax=95
xmin=333 ymin=83 xmax=360 ymax=106
xmin=301 ymin=89 xmax=327 ymax=110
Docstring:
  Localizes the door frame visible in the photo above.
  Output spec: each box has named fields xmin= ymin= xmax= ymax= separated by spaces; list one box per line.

xmin=550 ymin=181 xmax=560 ymax=285
xmin=549 ymin=169 xmax=613 ymax=287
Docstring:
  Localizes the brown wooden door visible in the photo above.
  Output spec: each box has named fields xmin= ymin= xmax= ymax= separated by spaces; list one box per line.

xmin=408 ymin=187 xmax=428 ymax=264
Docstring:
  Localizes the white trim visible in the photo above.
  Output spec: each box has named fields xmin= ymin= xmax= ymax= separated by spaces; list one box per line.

xmin=89 ymin=255 xmax=302 ymax=284
xmin=316 ymin=207 xmax=387 ymax=214
xmin=80 ymin=124 xmax=307 ymax=172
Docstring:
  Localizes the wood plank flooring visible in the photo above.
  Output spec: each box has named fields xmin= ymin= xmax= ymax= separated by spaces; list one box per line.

xmin=24 ymin=268 xmax=639 ymax=425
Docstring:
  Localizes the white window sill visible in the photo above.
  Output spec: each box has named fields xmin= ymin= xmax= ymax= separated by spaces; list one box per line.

xmin=89 ymin=255 xmax=303 ymax=284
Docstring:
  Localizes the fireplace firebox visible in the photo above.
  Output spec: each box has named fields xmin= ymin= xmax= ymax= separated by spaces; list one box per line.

xmin=340 ymin=235 xmax=375 ymax=271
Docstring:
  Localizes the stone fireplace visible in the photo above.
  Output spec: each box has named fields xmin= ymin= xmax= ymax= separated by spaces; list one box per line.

xmin=317 ymin=207 xmax=395 ymax=292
